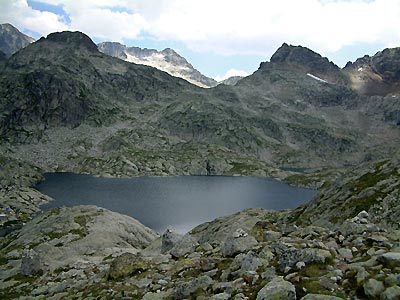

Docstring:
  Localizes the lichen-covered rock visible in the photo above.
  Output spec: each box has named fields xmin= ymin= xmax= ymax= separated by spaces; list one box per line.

xmin=174 ymin=275 xmax=214 ymax=299
xmin=363 ymin=278 xmax=385 ymax=298
xmin=222 ymin=233 xmax=258 ymax=257
xmin=300 ymin=295 xmax=344 ymax=300
xmin=210 ymin=292 xmax=231 ymax=300
xmin=256 ymin=277 xmax=296 ymax=300
xmin=108 ymin=252 xmax=149 ymax=280
xmin=381 ymin=286 xmax=400 ymax=300
xmin=378 ymin=252 xmax=400 ymax=267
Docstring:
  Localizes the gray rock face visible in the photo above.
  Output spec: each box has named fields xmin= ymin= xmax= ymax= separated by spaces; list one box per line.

xmin=170 ymin=234 xmax=199 ymax=258
xmin=20 ymin=250 xmax=42 ymax=276
xmin=378 ymin=252 xmax=400 ymax=267
xmin=0 ymin=23 xmax=34 ymax=57
xmin=173 ymin=275 xmax=214 ymax=299
xmin=161 ymin=229 xmax=182 ymax=254
xmin=363 ymin=278 xmax=385 ymax=298
xmin=6 ymin=205 xmax=158 ymax=271
xmin=222 ymin=233 xmax=258 ymax=257
xmin=381 ymin=286 xmax=400 ymax=300
xmin=256 ymin=277 xmax=296 ymax=300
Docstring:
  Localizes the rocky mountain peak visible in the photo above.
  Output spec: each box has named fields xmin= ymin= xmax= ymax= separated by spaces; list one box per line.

xmin=269 ymin=43 xmax=340 ymax=74
xmin=344 ymin=46 xmax=400 ymax=96
xmin=42 ymin=31 xmax=98 ymax=53
xmin=0 ymin=23 xmax=35 ymax=57
xmin=98 ymin=42 xmax=217 ymax=88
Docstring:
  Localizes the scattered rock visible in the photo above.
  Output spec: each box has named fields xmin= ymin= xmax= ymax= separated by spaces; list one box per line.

xmin=378 ymin=252 xmax=400 ymax=267
xmin=256 ymin=277 xmax=296 ymax=300
xmin=222 ymin=234 xmax=258 ymax=257
xmin=300 ymin=295 xmax=344 ymax=300
xmin=363 ymin=278 xmax=385 ymax=298
xmin=381 ymin=286 xmax=400 ymax=300
xmin=108 ymin=252 xmax=149 ymax=280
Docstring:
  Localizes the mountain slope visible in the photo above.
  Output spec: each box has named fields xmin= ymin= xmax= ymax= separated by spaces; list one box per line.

xmin=98 ymin=41 xmax=217 ymax=88
xmin=0 ymin=23 xmax=35 ymax=57
xmin=0 ymin=33 xmax=399 ymax=178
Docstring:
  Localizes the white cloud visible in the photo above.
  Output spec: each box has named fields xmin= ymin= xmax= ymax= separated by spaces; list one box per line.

xmin=1 ymin=0 xmax=400 ymax=60
xmin=215 ymin=69 xmax=249 ymax=82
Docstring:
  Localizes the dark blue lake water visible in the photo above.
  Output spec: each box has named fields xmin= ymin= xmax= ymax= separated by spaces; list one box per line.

xmin=36 ymin=173 xmax=318 ymax=233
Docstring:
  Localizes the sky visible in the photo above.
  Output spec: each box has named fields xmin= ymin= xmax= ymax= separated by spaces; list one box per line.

xmin=1 ymin=0 xmax=400 ymax=80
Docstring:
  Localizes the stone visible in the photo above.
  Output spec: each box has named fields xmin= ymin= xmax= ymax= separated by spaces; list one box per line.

xmin=378 ymin=252 xmax=400 ymax=267
xmin=338 ymin=248 xmax=353 ymax=261
xmin=108 ymin=252 xmax=149 ymax=280
xmin=263 ymin=230 xmax=282 ymax=242
xmin=161 ymin=229 xmax=182 ymax=254
xmin=363 ymin=278 xmax=385 ymax=298
xmin=222 ymin=235 xmax=258 ymax=257
xmin=210 ymin=293 xmax=231 ymax=300
xmin=240 ymin=251 xmax=263 ymax=272
xmin=20 ymin=250 xmax=42 ymax=276
xmin=385 ymin=273 xmax=400 ymax=286
xmin=381 ymin=286 xmax=400 ymax=300
xmin=142 ymin=291 xmax=172 ymax=300
xmin=300 ymin=295 xmax=344 ymax=300
xmin=357 ymin=210 xmax=369 ymax=219
xmin=173 ymin=275 xmax=213 ymax=299
xmin=256 ymin=277 xmax=296 ymax=300
xmin=234 ymin=293 xmax=249 ymax=300
xmin=170 ymin=234 xmax=199 ymax=258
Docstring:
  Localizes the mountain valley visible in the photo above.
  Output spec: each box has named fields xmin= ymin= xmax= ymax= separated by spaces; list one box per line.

xmin=0 ymin=25 xmax=399 ymax=300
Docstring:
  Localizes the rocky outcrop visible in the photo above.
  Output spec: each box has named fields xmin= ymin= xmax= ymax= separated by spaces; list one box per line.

xmin=0 ymin=23 xmax=34 ymax=57
xmin=344 ymin=47 xmax=400 ymax=96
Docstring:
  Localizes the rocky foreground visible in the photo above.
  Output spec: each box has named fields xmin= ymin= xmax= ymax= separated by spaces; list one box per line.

xmin=0 ymin=202 xmax=399 ymax=300
xmin=0 ymin=156 xmax=399 ymax=300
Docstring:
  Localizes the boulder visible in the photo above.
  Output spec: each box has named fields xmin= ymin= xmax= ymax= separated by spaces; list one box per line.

xmin=174 ymin=275 xmax=214 ymax=299
xmin=210 ymin=293 xmax=231 ymax=300
xmin=161 ymin=229 xmax=182 ymax=254
xmin=363 ymin=278 xmax=385 ymax=298
xmin=222 ymin=235 xmax=258 ymax=257
xmin=381 ymin=286 xmax=400 ymax=300
xmin=378 ymin=252 xmax=400 ymax=267
xmin=300 ymin=295 xmax=343 ymax=300
xmin=108 ymin=252 xmax=149 ymax=280
xmin=256 ymin=277 xmax=296 ymax=300
xmin=170 ymin=234 xmax=199 ymax=258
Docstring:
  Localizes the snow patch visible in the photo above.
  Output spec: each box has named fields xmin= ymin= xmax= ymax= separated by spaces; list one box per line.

xmin=306 ymin=73 xmax=328 ymax=83
xmin=358 ymin=67 xmax=364 ymax=72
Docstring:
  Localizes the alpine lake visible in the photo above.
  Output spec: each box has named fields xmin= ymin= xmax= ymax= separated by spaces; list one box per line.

xmin=36 ymin=173 xmax=318 ymax=234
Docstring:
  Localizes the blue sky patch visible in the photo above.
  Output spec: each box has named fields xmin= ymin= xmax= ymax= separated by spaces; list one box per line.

xmin=27 ymin=0 xmax=71 ymax=23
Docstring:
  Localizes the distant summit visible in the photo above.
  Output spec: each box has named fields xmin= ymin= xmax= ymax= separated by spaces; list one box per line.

xmin=0 ymin=23 xmax=35 ymax=57
xmin=43 ymin=31 xmax=98 ymax=53
xmin=98 ymin=41 xmax=217 ymax=88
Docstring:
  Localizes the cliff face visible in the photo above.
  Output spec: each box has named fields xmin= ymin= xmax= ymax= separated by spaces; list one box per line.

xmin=0 ymin=23 xmax=34 ymax=57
